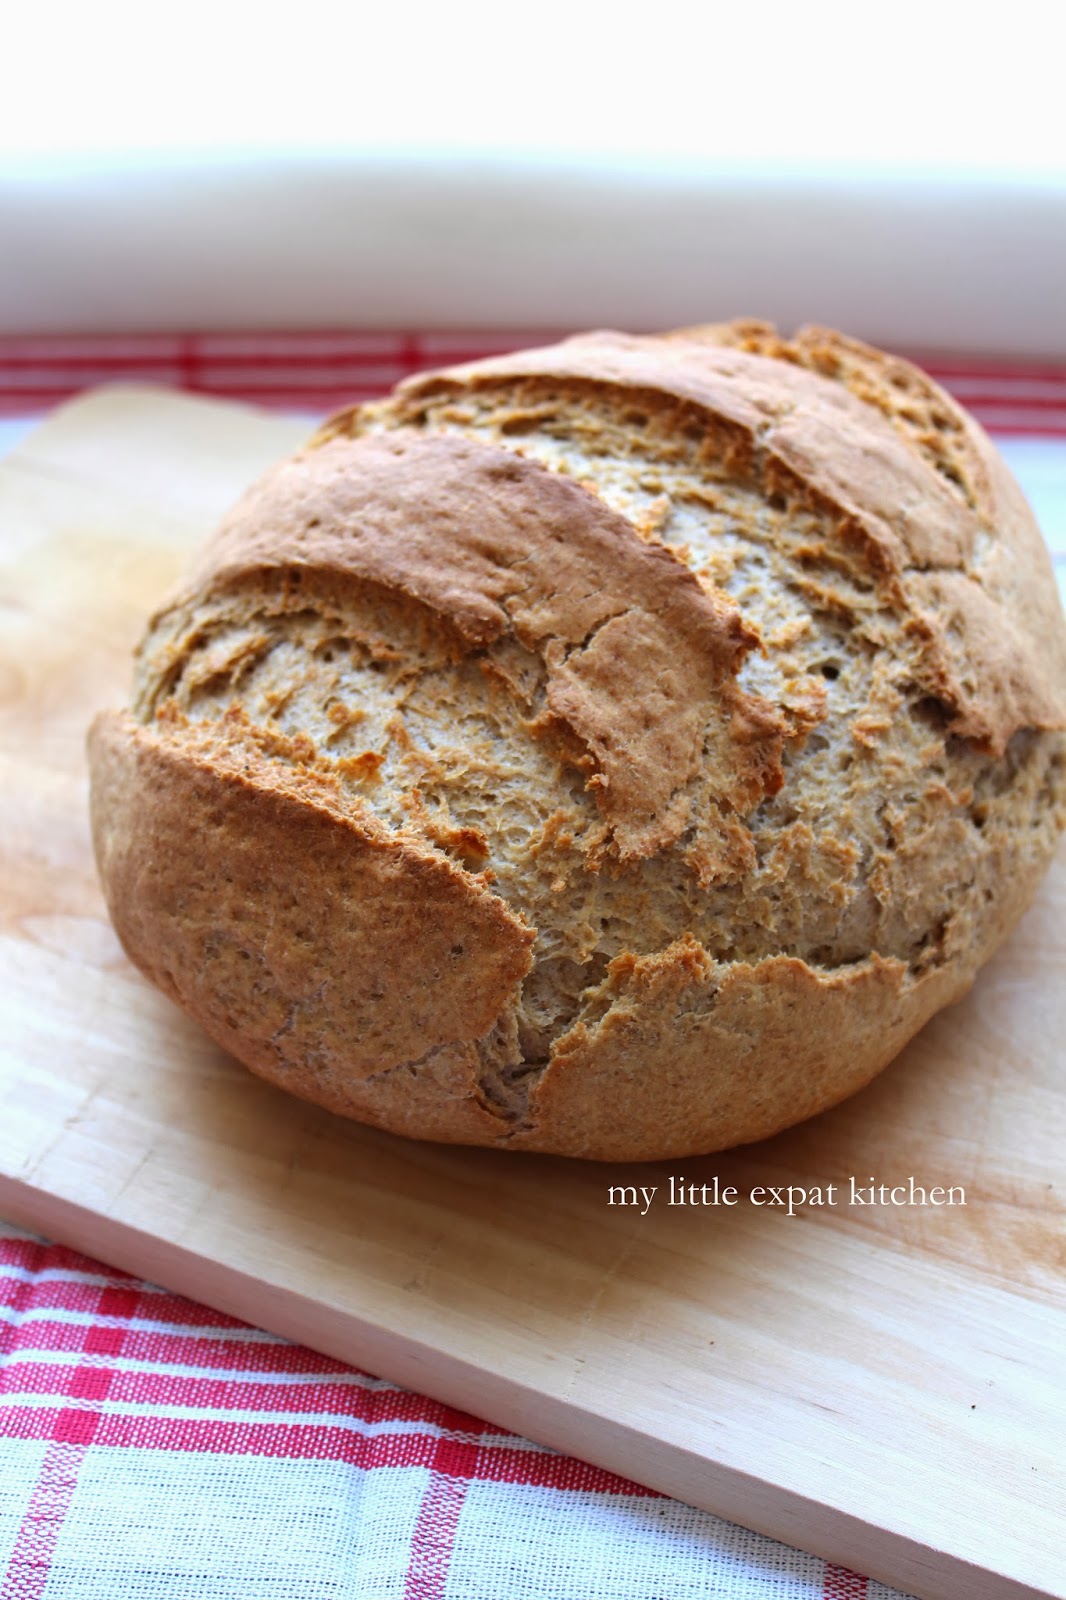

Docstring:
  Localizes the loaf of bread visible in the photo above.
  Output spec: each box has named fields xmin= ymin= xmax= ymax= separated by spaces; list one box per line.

xmin=88 ymin=321 xmax=1066 ymax=1161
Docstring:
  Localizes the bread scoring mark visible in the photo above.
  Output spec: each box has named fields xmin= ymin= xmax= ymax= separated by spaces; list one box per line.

xmin=664 ymin=318 xmax=991 ymax=514
xmin=369 ymin=330 xmax=1066 ymax=756
xmin=516 ymin=934 xmax=954 ymax=1159
xmin=385 ymin=328 xmax=976 ymax=573
xmin=190 ymin=429 xmax=792 ymax=862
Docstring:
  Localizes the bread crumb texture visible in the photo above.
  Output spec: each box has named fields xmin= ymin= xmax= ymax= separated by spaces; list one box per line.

xmin=89 ymin=322 xmax=1066 ymax=1159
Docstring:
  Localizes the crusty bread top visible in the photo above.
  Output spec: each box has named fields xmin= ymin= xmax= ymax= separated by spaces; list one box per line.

xmin=319 ymin=324 xmax=1065 ymax=756
xmin=188 ymin=429 xmax=795 ymax=861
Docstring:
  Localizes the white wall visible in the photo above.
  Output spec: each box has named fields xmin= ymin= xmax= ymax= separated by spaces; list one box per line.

xmin=3 ymin=1 xmax=1063 ymax=350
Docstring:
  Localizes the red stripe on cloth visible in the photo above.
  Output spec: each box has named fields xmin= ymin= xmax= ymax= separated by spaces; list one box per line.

xmin=822 ymin=1563 xmax=869 ymax=1599
xmin=5 ymin=1359 xmax=427 ymax=1419
xmin=934 ymin=385 xmax=1066 ymax=407
xmin=920 ymin=358 xmax=1066 ymax=383
xmin=403 ymin=1438 xmax=473 ymax=1600
xmin=3 ymin=1355 xmax=516 ymax=1437
xmin=0 ymin=1316 xmax=337 ymax=1373
xmin=0 ymin=1273 xmax=255 ymax=1325
xmin=0 ymin=330 xmax=555 ymax=375
xmin=0 ymin=335 xmax=182 ymax=361
xmin=0 ymin=1238 xmax=140 ymax=1280
xmin=1 ymin=1284 xmax=142 ymax=1598
xmin=968 ymin=423 xmax=1066 ymax=438
xmin=0 ymin=1402 xmax=657 ymax=1495
xmin=947 ymin=412 xmax=1066 ymax=437
xmin=0 ymin=1440 xmax=88 ymax=1600
xmin=178 ymin=333 xmax=199 ymax=392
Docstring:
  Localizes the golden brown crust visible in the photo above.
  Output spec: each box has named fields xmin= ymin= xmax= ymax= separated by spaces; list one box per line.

xmin=89 ymin=709 xmax=534 ymax=1103
xmin=367 ymin=327 xmax=1066 ymax=754
xmin=508 ymin=795 xmax=1053 ymax=1161
xmin=517 ymin=944 xmax=952 ymax=1162
xmin=88 ymin=319 xmax=1066 ymax=1160
xmin=189 ymin=429 xmax=788 ymax=859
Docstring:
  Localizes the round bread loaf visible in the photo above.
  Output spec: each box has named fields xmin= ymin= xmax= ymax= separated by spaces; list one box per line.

xmin=89 ymin=321 xmax=1066 ymax=1160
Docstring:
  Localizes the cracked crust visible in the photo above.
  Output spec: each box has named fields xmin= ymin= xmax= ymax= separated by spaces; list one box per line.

xmin=89 ymin=321 xmax=1066 ymax=1159
xmin=367 ymin=327 xmax=1066 ymax=754
xmin=187 ymin=429 xmax=784 ymax=860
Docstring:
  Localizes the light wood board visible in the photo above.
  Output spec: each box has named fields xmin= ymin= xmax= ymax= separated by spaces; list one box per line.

xmin=2 ymin=387 xmax=1064 ymax=1600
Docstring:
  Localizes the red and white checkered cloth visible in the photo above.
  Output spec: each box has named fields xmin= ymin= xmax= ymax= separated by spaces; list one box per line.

xmin=0 ymin=1225 xmax=898 ymax=1600
xmin=4 ymin=332 xmax=1065 ymax=1600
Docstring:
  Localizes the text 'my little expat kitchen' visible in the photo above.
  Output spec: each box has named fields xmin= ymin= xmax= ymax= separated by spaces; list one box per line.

xmin=607 ymin=1177 xmax=967 ymax=1217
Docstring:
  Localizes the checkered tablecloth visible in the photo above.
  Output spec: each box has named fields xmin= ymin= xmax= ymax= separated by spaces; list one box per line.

xmin=3 ymin=332 xmax=1065 ymax=1600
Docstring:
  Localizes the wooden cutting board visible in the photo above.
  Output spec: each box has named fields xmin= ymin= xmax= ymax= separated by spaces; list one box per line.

xmin=2 ymin=387 xmax=1064 ymax=1600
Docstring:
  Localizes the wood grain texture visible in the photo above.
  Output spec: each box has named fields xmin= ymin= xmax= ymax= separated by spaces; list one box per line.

xmin=1 ymin=387 xmax=1064 ymax=1600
